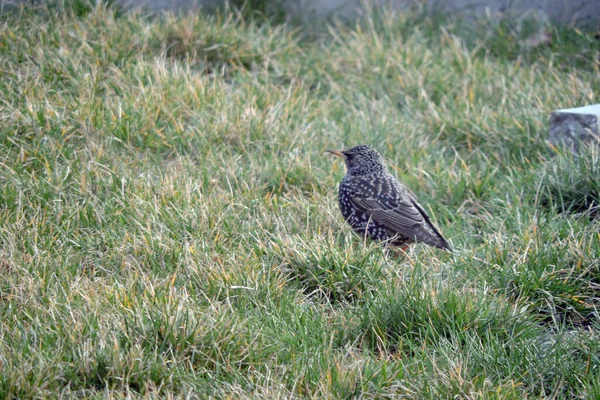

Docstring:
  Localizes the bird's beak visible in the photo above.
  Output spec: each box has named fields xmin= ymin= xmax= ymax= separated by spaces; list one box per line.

xmin=326 ymin=149 xmax=346 ymax=159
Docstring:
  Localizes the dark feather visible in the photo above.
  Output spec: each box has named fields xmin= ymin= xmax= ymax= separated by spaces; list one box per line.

xmin=331 ymin=144 xmax=451 ymax=251
xmin=348 ymin=179 xmax=450 ymax=250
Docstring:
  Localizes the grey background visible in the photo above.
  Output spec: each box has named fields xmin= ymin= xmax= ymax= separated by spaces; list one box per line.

xmin=112 ymin=0 xmax=600 ymax=26
xmin=2 ymin=0 xmax=598 ymax=26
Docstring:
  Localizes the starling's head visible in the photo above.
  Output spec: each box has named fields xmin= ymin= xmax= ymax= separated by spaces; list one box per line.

xmin=326 ymin=145 xmax=386 ymax=176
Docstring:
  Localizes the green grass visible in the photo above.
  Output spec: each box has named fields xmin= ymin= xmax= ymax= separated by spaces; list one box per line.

xmin=1 ymin=1 xmax=600 ymax=397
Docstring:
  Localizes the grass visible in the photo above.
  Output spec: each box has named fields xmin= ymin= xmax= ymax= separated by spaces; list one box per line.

xmin=1 ymin=1 xmax=599 ymax=397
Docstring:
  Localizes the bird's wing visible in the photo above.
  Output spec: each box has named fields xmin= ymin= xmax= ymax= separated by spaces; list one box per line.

xmin=348 ymin=177 xmax=449 ymax=248
xmin=350 ymin=193 xmax=424 ymax=234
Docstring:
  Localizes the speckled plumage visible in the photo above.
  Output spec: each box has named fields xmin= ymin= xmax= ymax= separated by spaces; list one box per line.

xmin=328 ymin=145 xmax=451 ymax=251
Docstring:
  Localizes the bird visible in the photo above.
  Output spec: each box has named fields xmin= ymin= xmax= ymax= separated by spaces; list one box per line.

xmin=326 ymin=144 xmax=451 ymax=252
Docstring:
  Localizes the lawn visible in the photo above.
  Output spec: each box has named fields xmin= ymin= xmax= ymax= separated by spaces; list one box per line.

xmin=1 ymin=2 xmax=599 ymax=398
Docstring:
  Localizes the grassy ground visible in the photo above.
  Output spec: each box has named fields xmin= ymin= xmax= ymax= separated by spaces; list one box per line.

xmin=1 ymin=2 xmax=599 ymax=398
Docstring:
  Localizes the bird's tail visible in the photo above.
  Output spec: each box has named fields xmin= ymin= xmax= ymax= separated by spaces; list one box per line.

xmin=436 ymin=237 xmax=453 ymax=252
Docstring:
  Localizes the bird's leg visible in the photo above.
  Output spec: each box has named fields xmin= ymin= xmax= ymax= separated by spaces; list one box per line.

xmin=388 ymin=244 xmax=410 ymax=259
xmin=383 ymin=242 xmax=410 ymax=258
xmin=398 ymin=244 xmax=410 ymax=253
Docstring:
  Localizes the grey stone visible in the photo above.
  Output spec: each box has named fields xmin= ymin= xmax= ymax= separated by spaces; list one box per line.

xmin=549 ymin=104 xmax=600 ymax=154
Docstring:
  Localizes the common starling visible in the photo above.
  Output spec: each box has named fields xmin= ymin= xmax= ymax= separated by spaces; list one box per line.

xmin=327 ymin=145 xmax=451 ymax=252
